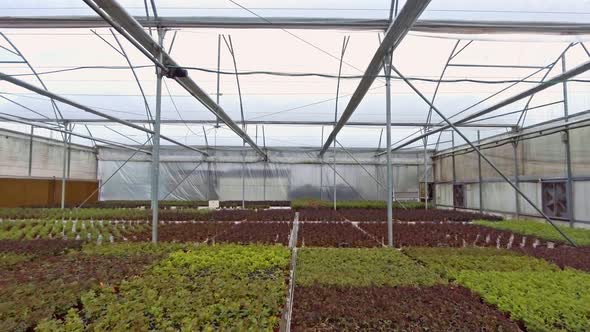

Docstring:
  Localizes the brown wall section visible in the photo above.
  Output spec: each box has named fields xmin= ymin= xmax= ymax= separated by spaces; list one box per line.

xmin=0 ymin=178 xmax=98 ymax=207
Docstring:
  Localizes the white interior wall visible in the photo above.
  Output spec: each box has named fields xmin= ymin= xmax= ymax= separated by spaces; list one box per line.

xmin=0 ymin=128 xmax=97 ymax=180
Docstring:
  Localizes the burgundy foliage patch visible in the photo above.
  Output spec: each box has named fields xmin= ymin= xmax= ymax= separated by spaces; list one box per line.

xmin=0 ymin=254 xmax=157 ymax=288
xmin=514 ymin=246 xmax=590 ymax=272
xmin=297 ymin=222 xmax=380 ymax=248
xmin=130 ymin=222 xmax=233 ymax=243
xmin=291 ymin=285 xmax=522 ymax=331
xmin=0 ymin=239 xmax=82 ymax=255
xmin=215 ymin=222 xmax=292 ymax=245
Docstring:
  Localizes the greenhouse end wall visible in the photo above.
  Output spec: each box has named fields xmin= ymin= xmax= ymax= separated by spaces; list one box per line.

xmin=97 ymin=147 xmax=432 ymax=202
xmin=433 ymin=124 xmax=590 ymax=225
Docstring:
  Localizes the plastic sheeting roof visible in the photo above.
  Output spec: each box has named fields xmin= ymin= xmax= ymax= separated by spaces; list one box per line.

xmin=0 ymin=0 xmax=589 ymax=151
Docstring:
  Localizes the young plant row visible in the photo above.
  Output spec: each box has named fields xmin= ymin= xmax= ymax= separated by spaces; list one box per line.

xmin=474 ymin=219 xmax=590 ymax=246
xmin=0 ymin=207 xmax=294 ymax=222
xmin=0 ymin=219 xmax=150 ymax=242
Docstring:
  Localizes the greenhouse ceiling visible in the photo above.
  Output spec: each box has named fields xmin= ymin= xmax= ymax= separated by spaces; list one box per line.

xmin=0 ymin=0 xmax=589 ymax=152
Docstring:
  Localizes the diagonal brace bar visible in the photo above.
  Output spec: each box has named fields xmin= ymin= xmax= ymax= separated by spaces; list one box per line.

xmin=391 ymin=65 xmax=577 ymax=247
xmin=85 ymin=0 xmax=267 ymax=160
xmin=0 ymin=72 xmax=208 ymax=156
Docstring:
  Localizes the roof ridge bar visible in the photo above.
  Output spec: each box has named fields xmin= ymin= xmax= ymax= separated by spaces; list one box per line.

xmin=318 ymin=0 xmax=431 ymax=156
xmin=0 ymin=72 xmax=208 ymax=156
xmin=85 ymin=0 xmax=267 ymax=160
xmin=382 ymin=57 xmax=590 ymax=154
xmin=4 ymin=17 xmax=590 ymax=35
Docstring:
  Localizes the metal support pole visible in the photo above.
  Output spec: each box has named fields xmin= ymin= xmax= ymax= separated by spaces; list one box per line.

xmin=385 ymin=52 xmax=394 ymax=248
xmin=477 ymin=130 xmax=483 ymax=213
xmin=512 ymin=140 xmax=521 ymax=219
xmin=28 ymin=125 xmax=34 ymax=176
xmin=451 ymin=131 xmax=456 ymax=209
xmin=333 ymin=36 xmax=350 ymax=210
xmin=391 ymin=65 xmax=577 ymax=246
xmin=67 ymin=127 xmax=72 ymax=178
xmin=562 ymin=55 xmax=575 ymax=227
xmin=216 ymin=34 xmax=221 ymax=126
xmin=60 ymin=122 xmax=69 ymax=209
xmin=151 ymin=29 xmax=165 ymax=243
xmin=320 ymin=126 xmax=324 ymax=200
xmin=262 ymin=125 xmax=267 ymax=201
xmin=422 ymin=130 xmax=429 ymax=209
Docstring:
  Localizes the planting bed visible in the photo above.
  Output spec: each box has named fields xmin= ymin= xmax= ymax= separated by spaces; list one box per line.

xmin=0 ymin=244 xmax=170 ymax=331
xmin=407 ymin=247 xmax=590 ymax=331
xmin=296 ymin=248 xmax=443 ymax=287
xmin=0 ymin=239 xmax=83 ymax=255
xmin=297 ymin=207 xmax=501 ymax=222
xmin=297 ymin=222 xmax=379 ymax=247
xmin=291 ymin=248 xmax=522 ymax=331
xmin=0 ymin=243 xmax=291 ymax=331
xmin=0 ymin=207 xmax=294 ymax=223
xmin=291 ymin=285 xmax=521 ymax=331
xmin=1 ymin=206 xmax=589 ymax=331
xmin=130 ymin=222 xmax=233 ymax=243
xmin=215 ymin=221 xmax=292 ymax=245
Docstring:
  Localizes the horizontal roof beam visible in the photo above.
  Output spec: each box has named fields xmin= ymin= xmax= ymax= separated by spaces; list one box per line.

xmin=2 ymin=16 xmax=590 ymax=35
xmin=16 ymin=118 xmax=516 ymax=128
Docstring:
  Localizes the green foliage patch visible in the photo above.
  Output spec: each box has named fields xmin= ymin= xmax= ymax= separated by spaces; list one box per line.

xmin=0 ymin=252 xmax=32 ymax=267
xmin=39 ymin=244 xmax=291 ymax=331
xmin=404 ymin=247 xmax=558 ymax=278
xmin=296 ymin=248 xmax=443 ymax=287
xmin=456 ymin=270 xmax=590 ymax=332
xmin=407 ymin=247 xmax=590 ymax=332
xmin=474 ymin=219 xmax=590 ymax=246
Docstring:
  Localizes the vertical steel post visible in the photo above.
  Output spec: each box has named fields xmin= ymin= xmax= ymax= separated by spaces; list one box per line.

xmin=151 ymin=29 xmax=165 ymax=243
xmin=512 ymin=140 xmax=521 ymax=219
xmin=477 ymin=130 xmax=483 ymax=213
xmin=215 ymin=34 xmax=221 ymax=126
xmin=385 ymin=53 xmax=394 ymax=248
xmin=67 ymin=128 xmax=72 ymax=178
xmin=562 ymin=55 xmax=575 ymax=227
xmin=320 ymin=126 xmax=324 ymax=200
xmin=262 ymin=125 xmax=267 ymax=201
xmin=28 ymin=125 xmax=34 ymax=176
xmin=451 ymin=131 xmax=456 ymax=209
xmin=60 ymin=122 xmax=69 ymax=209
xmin=333 ymin=36 xmax=349 ymax=210
xmin=423 ymin=131 xmax=428 ymax=209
